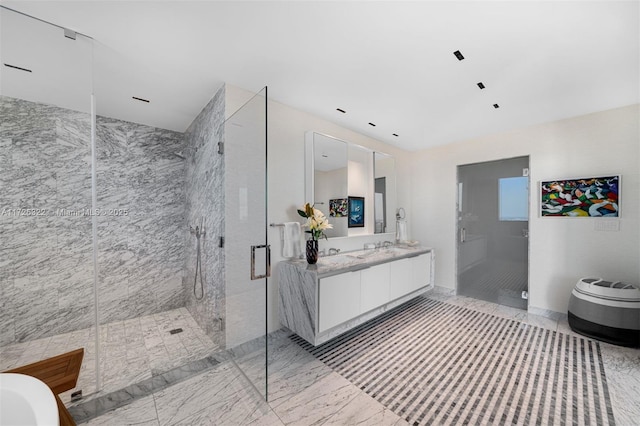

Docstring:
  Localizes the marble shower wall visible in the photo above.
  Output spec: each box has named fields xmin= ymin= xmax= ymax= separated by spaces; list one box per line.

xmin=0 ymin=96 xmax=93 ymax=345
xmin=95 ymin=115 xmax=186 ymax=325
xmin=0 ymin=95 xmax=187 ymax=345
xmin=182 ymin=85 xmax=226 ymax=347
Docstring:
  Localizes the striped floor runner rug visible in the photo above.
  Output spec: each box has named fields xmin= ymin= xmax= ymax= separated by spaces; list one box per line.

xmin=292 ymin=297 xmax=616 ymax=426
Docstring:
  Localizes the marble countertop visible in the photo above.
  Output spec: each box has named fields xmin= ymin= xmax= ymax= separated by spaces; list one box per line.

xmin=284 ymin=245 xmax=433 ymax=278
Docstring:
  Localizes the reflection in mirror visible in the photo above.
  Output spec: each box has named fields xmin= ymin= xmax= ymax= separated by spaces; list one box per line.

xmin=374 ymin=152 xmax=397 ymax=234
xmin=312 ymin=134 xmax=348 ymax=238
xmin=305 ymin=131 xmax=397 ymax=240
xmin=348 ymin=144 xmax=374 ymax=236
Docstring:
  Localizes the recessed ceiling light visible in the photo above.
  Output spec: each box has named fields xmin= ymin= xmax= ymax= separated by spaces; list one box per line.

xmin=336 ymin=108 xmax=346 ymax=113
xmin=493 ymin=104 xmax=500 ymax=109
xmin=368 ymin=122 xmax=376 ymax=127
xmin=392 ymin=133 xmax=399 ymax=137
xmin=64 ymin=28 xmax=76 ymax=40
xmin=453 ymin=50 xmax=465 ymax=61
xmin=4 ymin=63 xmax=32 ymax=73
xmin=132 ymin=96 xmax=150 ymax=103
xmin=477 ymin=82 xmax=485 ymax=89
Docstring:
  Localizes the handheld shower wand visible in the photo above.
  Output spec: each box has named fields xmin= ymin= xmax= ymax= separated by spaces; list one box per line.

xmin=190 ymin=217 xmax=206 ymax=300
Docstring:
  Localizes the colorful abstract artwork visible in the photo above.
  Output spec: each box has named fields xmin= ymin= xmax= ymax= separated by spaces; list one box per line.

xmin=541 ymin=175 xmax=619 ymax=217
xmin=329 ymin=198 xmax=348 ymax=217
xmin=348 ymin=196 xmax=365 ymax=227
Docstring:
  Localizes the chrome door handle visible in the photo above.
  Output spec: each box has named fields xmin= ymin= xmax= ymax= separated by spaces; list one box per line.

xmin=460 ymin=227 xmax=466 ymax=243
xmin=250 ymin=244 xmax=271 ymax=280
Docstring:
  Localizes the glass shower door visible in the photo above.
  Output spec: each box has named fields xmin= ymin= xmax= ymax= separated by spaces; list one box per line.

xmin=224 ymin=87 xmax=269 ymax=398
xmin=0 ymin=5 xmax=99 ymax=399
xmin=456 ymin=157 xmax=529 ymax=309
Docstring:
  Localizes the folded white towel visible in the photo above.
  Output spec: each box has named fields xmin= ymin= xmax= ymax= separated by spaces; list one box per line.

xmin=282 ymin=222 xmax=302 ymax=258
xmin=396 ymin=219 xmax=408 ymax=242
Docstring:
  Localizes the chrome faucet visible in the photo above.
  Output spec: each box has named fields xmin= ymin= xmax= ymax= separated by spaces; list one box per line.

xmin=383 ymin=241 xmax=393 ymax=248
xmin=328 ymin=248 xmax=340 ymax=256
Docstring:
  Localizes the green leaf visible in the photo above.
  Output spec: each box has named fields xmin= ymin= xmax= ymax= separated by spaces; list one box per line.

xmin=297 ymin=209 xmax=307 ymax=218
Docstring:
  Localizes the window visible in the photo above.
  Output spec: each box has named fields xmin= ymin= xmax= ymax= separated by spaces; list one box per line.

xmin=499 ymin=177 xmax=529 ymax=221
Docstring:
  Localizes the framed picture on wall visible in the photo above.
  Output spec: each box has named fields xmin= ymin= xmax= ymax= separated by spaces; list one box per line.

xmin=348 ymin=196 xmax=365 ymax=227
xmin=329 ymin=198 xmax=348 ymax=217
xmin=540 ymin=175 xmax=620 ymax=217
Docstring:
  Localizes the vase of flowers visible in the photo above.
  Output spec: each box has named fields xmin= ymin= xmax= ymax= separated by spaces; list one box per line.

xmin=305 ymin=240 xmax=319 ymax=265
xmin=297 ymin=202 xmax=333 ymax=264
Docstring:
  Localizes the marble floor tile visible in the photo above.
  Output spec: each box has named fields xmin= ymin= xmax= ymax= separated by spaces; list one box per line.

xmin=1 ymin=307 xmax=217 ymax=407
xmin=522 ymin=311 xmax=559 ymax=331
xmin=321 ymin=391 xmax=404 ymax=426
xmin=262 ymin=335 xmax=333 ymax=408
xmin=243 ymin=403 xmax=285 ymax=426
xmin=82 ymin=395 xmax=159 ymax=426
xmin=425 ymin=288 xmax=456 ymax=303
xmin=492 ymin=304 xmax=559 ymax=332
xmin=153 ymin=361 xmax=261 ymax=426
xmin=6 ymin=292 xmax=637 ymax=426
xmin=271 ymin=371 xmax=361 ymax=425
xmin=599 ymin=342 xmax=640 ymax=426
xmin=492 ymin=303 xmax=528 ymax=321
xmin=441 ymin=294 xmax=498 ymax=316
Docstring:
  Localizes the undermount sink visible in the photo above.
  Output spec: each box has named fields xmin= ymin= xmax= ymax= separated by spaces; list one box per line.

xmin=0 ymin=373 xmax=59 ymax=426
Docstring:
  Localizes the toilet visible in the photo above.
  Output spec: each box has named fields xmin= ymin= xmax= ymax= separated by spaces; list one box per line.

xmin=568 ymin=277 xmax=640 ymax=347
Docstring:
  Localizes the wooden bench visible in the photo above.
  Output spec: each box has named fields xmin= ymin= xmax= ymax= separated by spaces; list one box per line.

xmin=5 ymin=348 xmax=84 ymax=426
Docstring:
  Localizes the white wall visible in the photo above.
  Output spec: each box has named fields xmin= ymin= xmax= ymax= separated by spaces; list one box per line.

xmin=226 ymin=84 xmax=412 ymax=333
xmin=411 ymin=104 xmax=640 ymax=315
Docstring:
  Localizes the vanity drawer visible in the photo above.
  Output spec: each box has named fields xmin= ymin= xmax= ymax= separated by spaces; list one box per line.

xmin=318 ymin=270 xmax=361 ymax=332
xmin=361 ymin=263 xmax=390 ymax=313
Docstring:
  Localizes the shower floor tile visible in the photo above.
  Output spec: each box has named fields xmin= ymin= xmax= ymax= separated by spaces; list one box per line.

xmin=0 ymin=307 xmax=218 ymax=406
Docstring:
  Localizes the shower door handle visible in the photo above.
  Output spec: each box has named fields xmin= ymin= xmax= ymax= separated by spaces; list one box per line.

xmin=250 ymin=244 xmax=271 ymax=280
xmin=460 ymin=227 xmax=466 ymax=243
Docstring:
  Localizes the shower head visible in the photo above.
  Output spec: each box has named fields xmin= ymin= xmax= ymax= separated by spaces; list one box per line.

xmin=174 ymin=151 xmax=187 ymax=160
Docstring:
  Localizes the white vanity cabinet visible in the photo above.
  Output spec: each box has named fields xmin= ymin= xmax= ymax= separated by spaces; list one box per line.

xmin=279 ymin=247 xmax=434 ymax=346
xmin=389 ymin=254 xmax=431 ymax=299
xmin=319 ymin=270 xmax=361 ymax=332
xmin=360 ymin=263 xmax=391 ymax=314
xmin=412 ymin=254 xmax=432 ymax=292
xmin=389 ymin=258 xmax=413 ymax=300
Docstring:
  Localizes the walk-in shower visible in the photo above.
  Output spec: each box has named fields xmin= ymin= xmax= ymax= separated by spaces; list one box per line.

xmin=0 ymin=6 xmax=269 ymax=420
xmin=456 ymin=156 xmax=530 ymax=309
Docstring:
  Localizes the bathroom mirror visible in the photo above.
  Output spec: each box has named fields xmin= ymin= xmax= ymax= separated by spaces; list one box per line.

xmin=309 ymin=133 xmax=348 ymax=238
xmin=347 ymin=144 xmax=374 ymax=236
xmin=305 ymin=131 xmax=396 ymax=239
xmin=374 ymin=152 xmax=397 ymax=234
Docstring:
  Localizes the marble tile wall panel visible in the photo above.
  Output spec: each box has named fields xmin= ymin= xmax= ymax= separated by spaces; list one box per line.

xmin=0 ymin=96 xmax=95 ymax=344
xmin=1 ymin=96 xmax=188 ymax=344
xmin=278 ymin=262 xmax=318 ymax=344
xmin=95 ymin=115 xmax=186 ymax=324
xmin=182 ymin=85 xmax=226 ymax=348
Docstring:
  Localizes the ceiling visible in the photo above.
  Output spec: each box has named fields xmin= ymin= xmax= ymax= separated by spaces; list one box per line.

xmin=1 ymin=1 xmax=638 ymax=151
